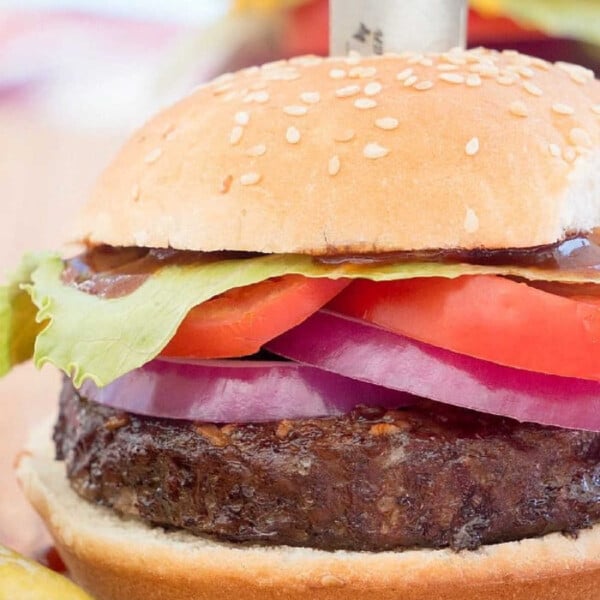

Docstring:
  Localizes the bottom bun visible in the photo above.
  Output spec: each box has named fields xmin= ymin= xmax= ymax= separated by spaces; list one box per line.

xmin=16 ymin=423 xmax=600 ymax=600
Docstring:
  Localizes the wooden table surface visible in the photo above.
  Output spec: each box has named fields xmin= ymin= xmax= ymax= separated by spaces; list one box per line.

xmin=0 ymin=105 xmax=121 ymax=555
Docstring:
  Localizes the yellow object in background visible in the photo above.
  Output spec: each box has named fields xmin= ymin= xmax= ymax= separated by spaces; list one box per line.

xmin=0 ymin=545 xmax=92 ymax=600
xmin=232 ymin=0 xmax=307 ymax=13
xmin=470 ymin=0 xmax=502 ymax=16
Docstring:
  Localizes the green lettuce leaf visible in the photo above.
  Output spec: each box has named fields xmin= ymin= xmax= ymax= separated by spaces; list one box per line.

xmin=472 ymin=0 xmax=600 ymax=45
xmin=509 ymin=0 xmax=600 ymax=45
xmin=23 ymin=252 xmax=600 ymax=388
xmin=0 ymin=254 xmax=50 ymax=376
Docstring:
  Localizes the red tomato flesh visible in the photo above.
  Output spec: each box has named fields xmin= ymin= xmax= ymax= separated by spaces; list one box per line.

xmin=162 ymin=275 xmax=348 ymax=359
xmin=328 ymin=275 xmax=600 ymax=381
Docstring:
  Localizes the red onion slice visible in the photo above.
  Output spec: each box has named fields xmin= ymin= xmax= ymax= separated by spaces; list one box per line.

xmin=80 ymin=359 xmax=412 ymax=423
xmin=266 ymin=310 xmax=600 ymax=431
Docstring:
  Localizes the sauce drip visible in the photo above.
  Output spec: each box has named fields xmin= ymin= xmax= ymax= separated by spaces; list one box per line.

xmin=318 ymin=230 xmax=600 ymax=270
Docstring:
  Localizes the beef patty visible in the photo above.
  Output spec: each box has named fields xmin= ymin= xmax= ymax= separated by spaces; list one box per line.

xmin=55 ymin=380 xmax=600 ymax=552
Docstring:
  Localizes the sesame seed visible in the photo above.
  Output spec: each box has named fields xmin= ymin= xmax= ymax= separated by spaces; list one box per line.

xmin=246 ymin=144 xmax=267 ymax=157
xmin=283 ymin=105 xmax=308 ymax=116
xmin=419 ymin=58 xmax=434 ymax=67
xmin=465 ymin=137 xmax=480 ymax=156
xmin=250 ymin=81 xmax=268 ymax=91
xmin=531 ymin=57 xmax=551 ymax=71
xmin=513 ymin=52 xmax=532 ymax=64
xmin=437 ymin=63 xmax=460 ymax=71
xmin=496 ymin=75 xmax=516 ymax=86
xmin=234 ymin=111 xmax=250 ymax=125
xmin=464 ymin=208 xmax=479 ymax=233
xmin=130 ymin=182 xmax=140 ymax=202
xmin=466 ymin=50 xmax=485 ymax=62
xmin=263 ymin=69 xmax=300 ymax=81
xmin=243 ymin=91 xmax=269 ymax=104
xmin=403 ymin=75 xmax=418 ymax=87
xmin=548 ymin=144 xmax=561 ymax=158
xmin=329 ymin=68 xmax=347 ymax=80
xmin=555 ymin=61 xmax=581 ymax=72
xmin=363 ymin=143 xmax=390 ymax=159
xmin=300 ymin=91 xmax=320 ymax=104
xmin=466 ymin=74 xmax=482 ymax=87
xmin=442 ymin=52 xmax=467 ymax=66
xmin=563 ymin=147 xmax=577 ymax=163
xmin=253 ymin=90 xmax=270 ymax=103
xmin=334 ymin=129 xmax=355 ymax=142
xmin=552 ymin=103 xmax=575 ymax=116
xmin=290 ymin=55 xmax=323 ymax=67
xmin=286 ymin=126 xmax=301 ymax=144
xmin=569 ymin=128 xmax=592 ymax=147
xmin=509 ymin=101 xmax=529 ymax=117
xmin=241 ymin=66 xmax=260 ymax=76
xmin=407 ymin=53 xmax=424 ymax=65
xmin=213 ymin=82 xmax=234 ymax=95
xmin=375 ymin=117 xmax=399 ymax=130
xmin=349 ymin=66 xmax=377 ymax=78
xmin=414 ymin=80 xmax=434 ymax=91
xmin=213 ymin=72 xmax=235 ymax=85
xmin=335 ymin=84 xmax=361 ymax=98
xmin=569 ymin=71 xmax=589 ymax=85
xmin=504 ymin=65 xmax=522 ymax=75
xmin=240 ymin=172 xmax=261 ymax=186
xmin=354 ymin=97 xmax=377 ymax=109
xmin=144 ymin=147 xmax=163 ymax=164
xmin=592 ymin=104 xmax=600 ymax=115
xmin=519 ymin=66 xmax=535 ymax=78
xmin=396 ymin=68 xmax=414 ymax=81
xmin=262 ymin=59 xmax=287 ymax=71
xmin=523 ymin=81 xmax=543 ymax=96
xmin=364 ymin=81 xmax=383 ymax=96
xmin=328 ymin=155 xmax=341 ymax=176
xmin=229 ymin=126 xmax=244 ymax=145
xmin=556 ymin=62 xmax=594 ymax=83
xmin=439 ymin=73 xmax=465 ymax=84
xmin=470 ymin=63 xmax=499 ymax=77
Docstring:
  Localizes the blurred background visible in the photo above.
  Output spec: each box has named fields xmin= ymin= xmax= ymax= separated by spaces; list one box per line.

xmin=0 ymin=0 xmax=599 ymax=568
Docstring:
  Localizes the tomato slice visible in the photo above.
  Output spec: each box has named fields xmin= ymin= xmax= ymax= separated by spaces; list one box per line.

xmin=161 ymin=276 xmax=349 ymax=359
xmin=328 ymin=275 xmax=600 ymax=381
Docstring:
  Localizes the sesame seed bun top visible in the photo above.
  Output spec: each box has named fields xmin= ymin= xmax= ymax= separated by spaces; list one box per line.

xmin=75 ymin=49 xmax=600 ymax=254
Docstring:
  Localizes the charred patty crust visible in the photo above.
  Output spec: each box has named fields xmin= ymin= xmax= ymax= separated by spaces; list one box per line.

xmin=54 ymin=380 xmax=600 ymax=552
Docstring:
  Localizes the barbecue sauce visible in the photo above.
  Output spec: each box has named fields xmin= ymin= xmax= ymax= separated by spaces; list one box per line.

xmin=62 ymin=231 xmax=600 ymax=300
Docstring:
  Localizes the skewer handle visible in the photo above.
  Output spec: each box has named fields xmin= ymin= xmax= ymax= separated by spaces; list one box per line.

xmin=330 ymin=0 xmax=468 ymax=56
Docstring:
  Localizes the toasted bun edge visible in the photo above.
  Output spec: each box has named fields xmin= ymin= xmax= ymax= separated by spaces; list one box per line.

xmin=16 ymin=424 xmax=600 ymax=600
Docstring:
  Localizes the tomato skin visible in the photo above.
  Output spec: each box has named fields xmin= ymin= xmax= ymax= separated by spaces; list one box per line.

xmin=162 ymin=276 xmax=348 ymax=359
xmin=328 ymin=275 xmax=600 ymax=381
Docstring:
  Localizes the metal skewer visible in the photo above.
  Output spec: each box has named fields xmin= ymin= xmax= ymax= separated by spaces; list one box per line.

xmin=329 ymin=0 xmax=468 ymax=56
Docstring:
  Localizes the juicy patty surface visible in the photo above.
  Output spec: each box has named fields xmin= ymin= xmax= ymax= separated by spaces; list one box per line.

xmin=55 ymin=380 xmax=600 ymax=552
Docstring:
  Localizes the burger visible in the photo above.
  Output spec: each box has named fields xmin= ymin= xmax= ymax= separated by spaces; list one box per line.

xmin=3 ymin=48 xmax=600 ymax=599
